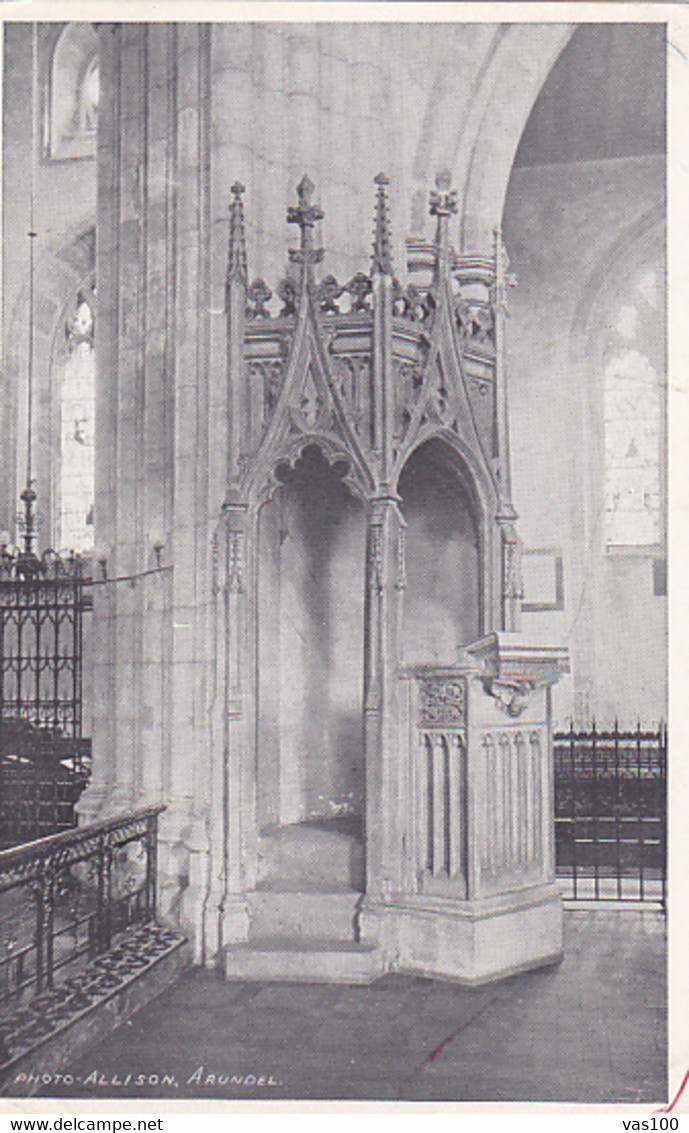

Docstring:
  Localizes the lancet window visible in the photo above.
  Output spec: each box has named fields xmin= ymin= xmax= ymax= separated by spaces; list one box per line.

xmin=57 ymin=286 xmax=95 ymax=553
xmin=601 ymin=257 xmax=665 ymax=551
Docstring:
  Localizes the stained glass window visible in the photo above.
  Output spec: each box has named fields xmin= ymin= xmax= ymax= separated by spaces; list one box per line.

xmin=602 ymin=264 xmax=665 ymax=549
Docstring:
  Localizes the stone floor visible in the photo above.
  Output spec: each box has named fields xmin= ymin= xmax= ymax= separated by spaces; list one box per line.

xmin=31 ymin=908 xmax=666 ymax=1105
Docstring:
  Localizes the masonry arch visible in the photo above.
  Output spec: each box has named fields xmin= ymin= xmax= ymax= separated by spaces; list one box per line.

xmin=452 ymin=24 xmax=576 ymax=251
xmin=5 ymin=227 xmax=96 ymax=550
xmin=498 ymin=23 xmax=666 ymax=727
xmin=397 ymin=436 xmax=483 ymax=664
xmin=255 ymin=443 xmax=367 ymax=840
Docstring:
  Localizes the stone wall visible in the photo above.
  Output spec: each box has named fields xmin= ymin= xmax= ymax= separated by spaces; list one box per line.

xmin=1 ymin=23 xmax=97 ymax=542
xmin=503 ymin=155 xmax=666 ymax=727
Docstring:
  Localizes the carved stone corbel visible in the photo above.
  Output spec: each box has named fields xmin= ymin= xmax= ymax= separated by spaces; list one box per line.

xmin=479 ymin=675 xmax=535 ymax=718
xmin=466 ymin=631 xmax=570 ymax=717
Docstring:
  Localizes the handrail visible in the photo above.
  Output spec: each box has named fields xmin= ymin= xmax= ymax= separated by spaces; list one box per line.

xmin=0 ymin=806 xmax=165 ymax=1006
xmin=0 ymin=805 xmax=165 ymax=874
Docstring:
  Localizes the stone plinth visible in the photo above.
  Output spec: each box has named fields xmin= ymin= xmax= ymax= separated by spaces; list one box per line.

xmin=360 ymin=632 xmax=569 ymax=984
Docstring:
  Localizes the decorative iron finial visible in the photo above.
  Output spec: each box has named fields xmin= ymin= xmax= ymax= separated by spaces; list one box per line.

xmin=227 ymin=181 xmax=248 ymax=287
xmin=372 ymin=172 xmax=393 ymax=275
xmin=287 ymin=174 xmax=325 ymax=281
xmin=18 ymin=483 xmax=38 ymax=570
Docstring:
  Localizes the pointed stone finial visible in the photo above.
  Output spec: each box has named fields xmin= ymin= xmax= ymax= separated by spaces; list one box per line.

xmin=429 ymin=169 xmax=457 ymax=219
xmin=429 ymin=169 xmax=458 ymax=271
xmin=227 ymin=181 xmax=248 ymax=286
xmin=287 ymin=174 xmax=325 ymax=281
xmin=287 ymin=173 xmax=324 ymax=239
xmin=372 ymin=172 xmax=393 ymax=276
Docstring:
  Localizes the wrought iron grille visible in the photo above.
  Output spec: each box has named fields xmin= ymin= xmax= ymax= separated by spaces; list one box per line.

xmin=0 ymin=806 xmax=163 ymax=1011
xmin=554 ymin=721 xmax=666 ymax=905
xmin=0 ymin=549 xmax=91 ymax=849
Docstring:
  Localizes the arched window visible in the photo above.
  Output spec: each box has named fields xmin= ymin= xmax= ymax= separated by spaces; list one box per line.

xmin=58 ymin=286 xmax=95 ymax=552
xmin=47 ymin=23 xmax=98 ymax=160
xmin=601 ymin=258 xmax=665 ymax=550
xmin=604 ymin=346 xmax=661 ymax=548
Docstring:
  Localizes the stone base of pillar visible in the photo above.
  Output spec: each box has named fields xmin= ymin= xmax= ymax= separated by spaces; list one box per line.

xmin=195 ymin=891 xmax=250 ymax=966
xmin=173 ymin=819 xmax=213 ymax=964
xmin=219 ymin=894 xmax=251 ymax=948
xmin=156 ymin=802 xmax=198 ymax=940
xmin=74 ymin=779 xmax=113 ymax=825
xmin=359 ymin=883 xmax=563 ymax=985
xmin=78 ymin=781 xmax=142 ymax=824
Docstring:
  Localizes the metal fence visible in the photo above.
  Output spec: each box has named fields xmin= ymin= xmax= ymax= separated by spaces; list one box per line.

xmin=554 ymin=722 xmax=666 ymax=904
xmin=0 ymin=731 xmax=91 ymax=851
xmin=0 ymin=806 xmax=163 ymax=1010
xmin=0 ymin=549 xmax=91 ymax=849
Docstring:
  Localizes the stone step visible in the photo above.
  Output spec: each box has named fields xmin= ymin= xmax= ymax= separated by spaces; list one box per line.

xmin=257 ymin=820 xmax=364 ymax=890
xmin=224 ymin=937 xmax=381 ymax=984
xmin=247 ymin=888 xmax=362 ymax=941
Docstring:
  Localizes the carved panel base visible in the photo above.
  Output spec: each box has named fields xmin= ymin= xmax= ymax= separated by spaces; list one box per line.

xmin=359 ymin=883 xmax=563 ymax=985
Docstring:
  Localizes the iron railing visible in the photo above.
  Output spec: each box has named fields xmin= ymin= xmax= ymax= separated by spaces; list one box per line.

xmin=0 ymin=806 xmax=163 ymax=1010
xmin=0 ymin=549 xmax=92 ymax=849
xmin=554 ymin=722 xmax=666 ymax=904
xmin=0 ymin=733 xmax=91 ymax=851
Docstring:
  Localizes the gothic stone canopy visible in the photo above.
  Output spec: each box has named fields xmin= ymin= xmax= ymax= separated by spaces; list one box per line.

xmin=225 ymin=172 xmax=515 ymax=534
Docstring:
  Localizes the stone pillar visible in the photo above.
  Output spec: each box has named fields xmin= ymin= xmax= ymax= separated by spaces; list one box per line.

xmin=81 ymin=25 xmax=219 ymax=960
xmin=362 ymin=494 xmax=406 ymax=902
xmin=203 ymin=498 xmax=252 ymax=955
xmin=491 ymin=229 xmax=522 ymax=633
xmin=160 ymin=24 xmax=214 ymax=950
xmin=77 ymin=25 xmax=117 ymax=823
xmin=362 ymin=172 xmax=407 ymax=906
xmin=199 ymin=161 xmax=254 ymax=955
xmin=80 ymin=23 xmax=145 ymax=823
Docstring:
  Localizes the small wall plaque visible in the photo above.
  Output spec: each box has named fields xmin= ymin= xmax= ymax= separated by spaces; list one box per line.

xmin=521 ymin=548 xmax=564 ymax=612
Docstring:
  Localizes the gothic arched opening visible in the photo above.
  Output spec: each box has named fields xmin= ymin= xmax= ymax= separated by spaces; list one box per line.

xmin=57 ymin=286 xmax=96 ymax=553
xmin=398 ymin=439 xmax=481 ymax=663
xmin=256 ymin=444 xmax=366 ymax=854
xmin=48 ymin=23 xmax=99 ymax=160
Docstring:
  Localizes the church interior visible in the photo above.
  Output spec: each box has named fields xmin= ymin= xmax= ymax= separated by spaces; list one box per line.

xmin=0 ymin=17 xmax=668 ymax=1102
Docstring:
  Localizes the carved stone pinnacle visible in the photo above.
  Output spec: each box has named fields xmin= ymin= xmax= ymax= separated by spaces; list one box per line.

xmin=372 ymin=171 xmax=393 ymax=275
xmin=227 ymin=181 xmax=248 ymax=287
